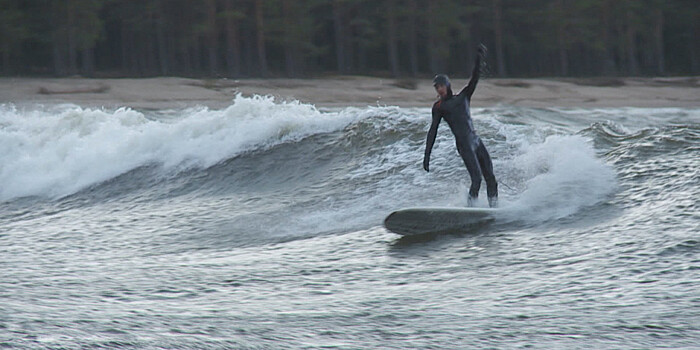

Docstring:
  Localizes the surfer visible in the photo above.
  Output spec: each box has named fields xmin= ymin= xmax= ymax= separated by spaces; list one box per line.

xmin=423 ymin=44 xmax=498 ymax=208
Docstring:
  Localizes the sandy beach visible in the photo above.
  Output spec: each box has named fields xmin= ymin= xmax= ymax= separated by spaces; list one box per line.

xmin=1 ymin=76 xmax=698 ymax=109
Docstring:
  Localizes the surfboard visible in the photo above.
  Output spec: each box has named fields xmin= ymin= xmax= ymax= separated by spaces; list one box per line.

xmin=384 ymin=207 xmax=498 ymax=236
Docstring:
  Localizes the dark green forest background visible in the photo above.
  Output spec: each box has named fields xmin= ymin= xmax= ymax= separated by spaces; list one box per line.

xmin=1 ymin=0 xmax=698 ymax=78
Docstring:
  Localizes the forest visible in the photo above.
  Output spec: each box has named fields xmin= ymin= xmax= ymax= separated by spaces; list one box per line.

xmin=1 ymin=0 xmax=699 ymax=78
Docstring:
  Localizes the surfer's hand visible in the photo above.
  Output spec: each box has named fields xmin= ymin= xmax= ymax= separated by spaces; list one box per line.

xmin=477 ymin=43 xmax=487 ymax=58
xmin=423 ymin=159 xmax=430 ymax=172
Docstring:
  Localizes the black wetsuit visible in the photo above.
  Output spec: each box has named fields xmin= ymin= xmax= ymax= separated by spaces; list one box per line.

xmin=423 ymin=53 xmax=498 ymax=204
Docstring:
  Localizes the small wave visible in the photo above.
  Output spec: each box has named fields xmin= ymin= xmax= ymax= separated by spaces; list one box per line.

xmin=581 ymin=120 xmax=658 ymax=141
xmin=0 ymin=96 xmax=357 ymax=201
xmin=658 ymin=240 xmax=699 ymax=257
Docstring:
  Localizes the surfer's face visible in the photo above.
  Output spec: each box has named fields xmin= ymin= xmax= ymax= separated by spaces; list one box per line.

xmin=434 ymin=84 xmax=448 ymax=98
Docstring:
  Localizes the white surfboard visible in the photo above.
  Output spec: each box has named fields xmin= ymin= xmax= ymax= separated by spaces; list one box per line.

xmin=384 ymin=207 xmax=498 ymax=236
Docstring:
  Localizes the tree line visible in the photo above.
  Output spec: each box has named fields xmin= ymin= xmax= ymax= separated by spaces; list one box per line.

xmin=1 ymin=0 xmax=698 ymax=78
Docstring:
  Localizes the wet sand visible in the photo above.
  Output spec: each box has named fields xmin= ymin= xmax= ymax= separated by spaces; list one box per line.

xmin=1 ymin=76 xmax=698 ymax=109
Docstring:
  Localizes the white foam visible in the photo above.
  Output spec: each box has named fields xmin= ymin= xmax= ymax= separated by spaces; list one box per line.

xmin=504 ymin=134 xmax=618 ymax=222
xmin=0 ymin=95 xmax=356 ymax=200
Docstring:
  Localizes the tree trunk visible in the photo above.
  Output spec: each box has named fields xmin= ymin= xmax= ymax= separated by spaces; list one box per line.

xmin=82 ymin=47 xmax=94 ymax=77
xmin=556 ymin=0 xmax=568 ymax=76
xmin=156 ymin=0 xmax=169 ymax=75
xmin=67 ymin=31 xmax=78 ymax=75
xmin=427 ymin=2 xmax=438 ymax=73
xmin=653 ymin=8 xmax=664 ymax=75
xmin=2 ymin=41 xmax=10 ymax=75
xmin=283 ymin=0 xmax=297 ymax=77
xmin=407 ymin=0 xmax=419 ymax=76
xmin=693 ymin=13 xmax=700 ymax=73
xmin=192 ymin=35 xmax=202 ymax=73
xmin=616 ymin=16 xmax=626 ymax=73
xmin=244 ymin=28 xmax=255 ymax=76
xmin=52 ymin=30 xmax=66 ymax=76
xmin=492 ymin=0 xmax=506 ymax=76
xmin=254 ymin=0 xmax=268 ymax=76
xmin=333 ymin=0 xmax=346 ymax=73
xmin=119 ymin=20 xmax=127 ymax=73
xmin=344 ymin=5 xmax=354 ymax=73
xmin=67 ymin=4 xmax=78 ymax=76
xmin=223 ymin=0 xmax=241 ymax=77
xmin=601 ymin=0 xmax=616 ymax=74
xmin=626 ymin=9 xmax=639 ymax=75
xmin=206 ymin=0 xmax=218 ymax=76
xmin=386 ymin=0 xmax=400 ymax=77
xmin=146 ymin=12 xmax=158 ymax=75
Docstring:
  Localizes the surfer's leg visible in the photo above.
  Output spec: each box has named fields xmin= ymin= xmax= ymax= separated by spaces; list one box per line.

xmin=458 ymin=144 xmax=482 ymax=203
xmin=476 ymin=140 xmax=498 ymax=206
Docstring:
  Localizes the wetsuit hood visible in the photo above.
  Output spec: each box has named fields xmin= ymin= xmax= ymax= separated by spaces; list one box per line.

xmin=433 ymin=74 xmax=453 ymax=98
xmin=433 ymin=74 xmax=450 ymax=87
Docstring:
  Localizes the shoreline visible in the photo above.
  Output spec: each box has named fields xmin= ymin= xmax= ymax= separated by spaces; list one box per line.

xmin=1 ymin=76 xmax=698 ymax=110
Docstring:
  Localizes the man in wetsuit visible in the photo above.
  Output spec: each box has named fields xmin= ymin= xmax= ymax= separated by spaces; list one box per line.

xmin=423 ymin=44 xmax=498 ymax=207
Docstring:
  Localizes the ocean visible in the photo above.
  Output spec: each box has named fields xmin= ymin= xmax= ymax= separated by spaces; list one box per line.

xmin=1 ymin=96 xmax=698 ymax=349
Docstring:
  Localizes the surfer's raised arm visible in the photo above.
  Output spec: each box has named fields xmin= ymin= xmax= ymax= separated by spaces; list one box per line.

xmin=459 ymin=44 xmax=487 ymax=99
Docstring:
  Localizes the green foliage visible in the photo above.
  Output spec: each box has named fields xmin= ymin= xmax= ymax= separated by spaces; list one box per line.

xmin=50 ymin=0 xmax=103 ymax=49
xmin=0 ymin=0 xmax=697 ymax=76
xmin=0 ymin=0 xmax=29 ymax=47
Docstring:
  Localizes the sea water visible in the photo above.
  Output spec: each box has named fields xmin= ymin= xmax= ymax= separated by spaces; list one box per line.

xmin=1 ymin=96 xmax=698 ymax=349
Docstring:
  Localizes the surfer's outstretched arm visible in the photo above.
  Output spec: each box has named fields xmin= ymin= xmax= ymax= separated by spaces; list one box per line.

xmin=424 ymin=107 xmax=441 ymax=172
xmin=459 ymin=44 xmax=487 ymax=99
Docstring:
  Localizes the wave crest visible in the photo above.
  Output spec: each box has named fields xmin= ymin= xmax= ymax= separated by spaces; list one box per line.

xmin=0 ymin=95 xmax=354 ymax=200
